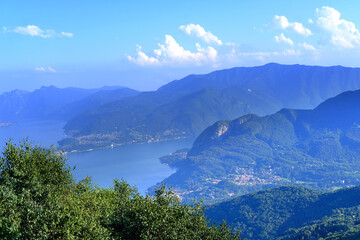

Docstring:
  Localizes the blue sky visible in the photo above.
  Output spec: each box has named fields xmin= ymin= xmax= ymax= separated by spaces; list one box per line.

xmin=1 ymin=0 xmax=360 ymax=93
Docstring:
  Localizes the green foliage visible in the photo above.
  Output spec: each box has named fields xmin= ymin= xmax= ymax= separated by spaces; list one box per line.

xmin=109 ymin=181 xmax=239 ymax=240
xmin=206 ymin=186 xmax=360 ymax=240
xmin=0 ymin=140 xmax=239 ymax=240
xmin=280 ymin=213 xmax=360 ymax=240
xmin=0 ymin=140 xmax=113 ymax=239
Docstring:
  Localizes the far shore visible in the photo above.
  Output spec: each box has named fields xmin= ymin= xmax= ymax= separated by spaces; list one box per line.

xmin=60 ymin=136 xmax=192 ymax=155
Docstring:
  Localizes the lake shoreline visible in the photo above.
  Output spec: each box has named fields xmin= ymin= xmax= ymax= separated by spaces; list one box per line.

xmin=66 ymin=138 xmax=193 ymax=194
xmin=0 ymin=120 xmax=193 ymax=195
xmin=60 ymin=136 xmax=193 ymax=155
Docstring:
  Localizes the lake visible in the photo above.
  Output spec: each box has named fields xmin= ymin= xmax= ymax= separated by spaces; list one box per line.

xmin=0 ymin=121 xmax=192 ymax=194
xmin=0 ymin=120 xmax=66 ymax=147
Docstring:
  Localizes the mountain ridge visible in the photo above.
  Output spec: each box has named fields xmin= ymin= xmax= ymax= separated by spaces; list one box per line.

xmin=60 ymin=63 xmax=360 ymax=151
xmin=0 ymin=85 xmax=138 ymax=122
xmin=155 ymin=89 xmax=360 ymax=203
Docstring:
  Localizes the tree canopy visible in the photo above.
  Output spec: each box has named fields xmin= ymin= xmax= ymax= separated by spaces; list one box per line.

xmin=0 ymin=140 xmax=239 ymax=240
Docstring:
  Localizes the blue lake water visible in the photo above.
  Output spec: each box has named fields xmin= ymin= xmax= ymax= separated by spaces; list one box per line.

xmin=67 ymin=140 xmax=191 ymax=194
xmin=0 ymin=121 xmax=192 ymax=194
xmin=0 ymin=121 xmax=66 ymax=147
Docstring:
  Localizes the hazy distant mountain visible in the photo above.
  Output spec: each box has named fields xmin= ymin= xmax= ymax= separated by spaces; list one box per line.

xmin=156 ymin=89 xmax=360 ymax=203
xmin=0 ymin=86 xmax=138 ymax=122
xmin=61 ymin=63 xmax=360 ymax=151
xmin=206 ymin=185 xmax=360 ymax=240
xmin=50 ymin=87 xmax=139 ymax=120
xmin=0 ymin=86 xmax=95 ymax=121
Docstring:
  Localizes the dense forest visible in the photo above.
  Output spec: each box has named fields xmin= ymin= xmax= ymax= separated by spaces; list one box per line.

xmin=0 ymin=140 xmax=239 ymax=240
xmin=206 ymin=186 xmax=360 ymax=239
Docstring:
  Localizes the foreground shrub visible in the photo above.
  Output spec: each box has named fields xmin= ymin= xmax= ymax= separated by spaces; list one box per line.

xmin=0 ymin=140 xmax=239 ymax=240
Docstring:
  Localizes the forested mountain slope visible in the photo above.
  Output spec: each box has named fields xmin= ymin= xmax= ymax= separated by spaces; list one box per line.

xmin=157 ymin=89 xmax=360 ymax=203
xmin=60 ymin=63 xmax=360 ymax=151
xmin=206 ymin=186 xmax=360 ymax=240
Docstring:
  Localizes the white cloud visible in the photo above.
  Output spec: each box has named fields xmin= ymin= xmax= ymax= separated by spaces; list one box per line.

xmin=273 ymin=15 xmax=312 ymax=36
xmin=179 ymin=24 xmax=222 ymax=45
xmin=281 ymin=49 xmax=302 ymax=56
xmin=15 ymin=25 xmax=45 ymax=37
xmin=274 ymin=33 xmax=294 ymax=45
xmin=316 ymin=6 xmax=360 ymax=48
xmin=156 ymin=35 xmax=217 ymax=63
xmin=61 ymin=32 xmax=74 ymax=38
xmin=299 ymin=42 xmax=316 ymax=51
xmin=35 ymin=66 xmax=56 ymax=72
xmin=13 ymin=25 xmax=73 ymax=38
xmin=238 ymin=49 xmax=301 ymax=60
xmin=128 ymin=35 xmax=218 ymax=66
xmin=127 ymin=45 xmax=160 ymax=66
xmin=195 ymin=43 xmax=218 ymax=61
xmin=35 ymin=67 xmax=47 ymax=72
xmin=47 ymin=67 xmax=56 ymax=72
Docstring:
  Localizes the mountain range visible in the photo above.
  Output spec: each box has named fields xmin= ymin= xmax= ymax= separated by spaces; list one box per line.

xmin=60 ymin=63 xmax=360 ymax=151
xmin=156 ymin=89 xmax=360 ymax=203
xmin=0 ymin=86 xmax=139 ymax=122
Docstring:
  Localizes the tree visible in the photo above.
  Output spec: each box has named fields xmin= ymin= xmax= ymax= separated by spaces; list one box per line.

xmin=0 ymin=140 xmax=240 ymax=239
xmin=0 ymin=140 xmax=112 ymax=239
xmin=109 ymin=180 xmax=240 ymax=240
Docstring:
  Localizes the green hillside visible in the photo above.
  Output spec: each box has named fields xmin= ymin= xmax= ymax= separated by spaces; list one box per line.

xmin=206 ymin=186 xmax=360 ymax=240
xmin=155 ymin=89 xmax=360 ymax=203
